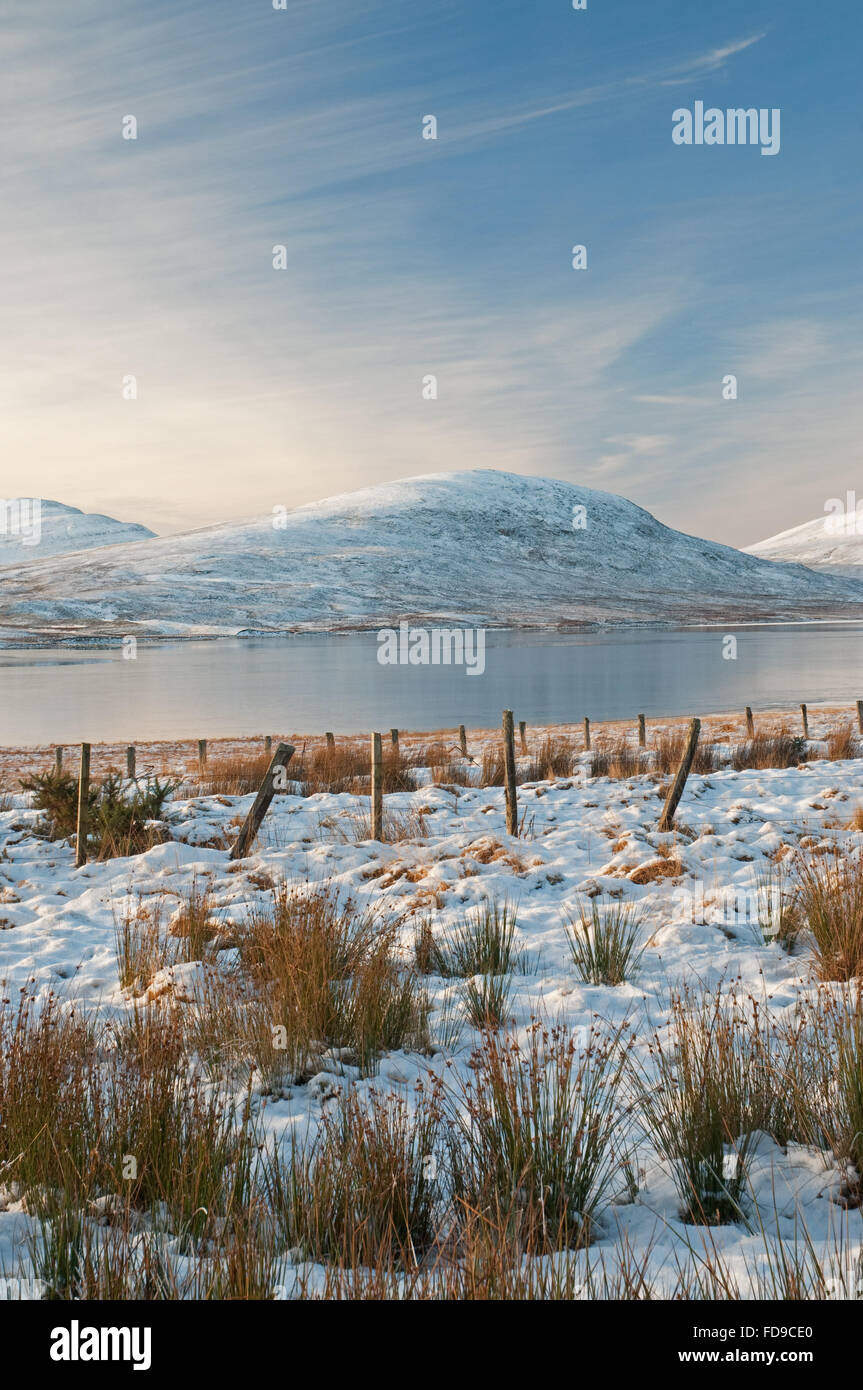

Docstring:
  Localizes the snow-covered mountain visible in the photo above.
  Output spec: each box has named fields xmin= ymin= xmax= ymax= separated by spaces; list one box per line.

xmin=0 ymin=499 xmax=154 ymax=567
xmin=747 ymin=512 xmax=863 ymax=578
xmin=2 ymin=470 xmax=863 ymax=642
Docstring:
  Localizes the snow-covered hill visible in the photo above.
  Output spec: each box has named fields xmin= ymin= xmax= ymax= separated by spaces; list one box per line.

xmin=747 ymin=511 xmax=863 ymax=578
xmin=0 ymin=499 xmax=154 ymax=567
xmin=2 ymin=471 xmax=863 ymax=642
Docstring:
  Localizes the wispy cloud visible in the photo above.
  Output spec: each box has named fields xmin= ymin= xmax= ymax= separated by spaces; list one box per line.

xmin=659 ymin=33 xmax=767 ymax=85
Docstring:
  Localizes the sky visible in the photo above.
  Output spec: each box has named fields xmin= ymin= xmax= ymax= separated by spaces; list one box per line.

xmin=0 ymin=0 xmax=860 ymax=545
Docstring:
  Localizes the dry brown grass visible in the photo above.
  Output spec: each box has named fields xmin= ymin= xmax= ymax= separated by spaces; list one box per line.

xmin=478 ymin=743 xmax=544 ymax=788
xmin=654 ymin=729 xmax=717 ymax=776
xmin=196 ymin=752 xmax=273 ymax=795
xmin=590 ymin=737 xmax=643 ymax=780
xmin=826 ymin=722 xmax=859 ymax=761
xmin=192 ymin=742 xmax=422 ymax=799
xmin=525 ymin=736 xmax=578 ymax=780
xmin=731 ymin=728 xmax=809 ymax=771
xmin=293 ymin=742 xmax=420 ymax=796
xmin=115 ymin=879 xmax=223 ymax=994
xmin=628 ymin=857 xmax=684 ymax=884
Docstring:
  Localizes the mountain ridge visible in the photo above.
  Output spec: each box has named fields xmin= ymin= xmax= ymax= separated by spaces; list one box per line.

xmin=2 ymin=470 xmax=863 ymax=644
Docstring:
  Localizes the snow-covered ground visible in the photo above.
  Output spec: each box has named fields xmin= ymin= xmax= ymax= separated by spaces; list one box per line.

xmin=3 ymin=471 xmax=863 ymax=642
xmin=2 ymin=711 xmax=863 ymax=1298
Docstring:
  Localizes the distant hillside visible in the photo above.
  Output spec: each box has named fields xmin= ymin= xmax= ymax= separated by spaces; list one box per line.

xmin=2 ymin=471 xmax=863 ymax=643
xmin=747 ymin=512 xmax=863 ymax=578
xmin=0 ymin=499 xmax=154 ymax=567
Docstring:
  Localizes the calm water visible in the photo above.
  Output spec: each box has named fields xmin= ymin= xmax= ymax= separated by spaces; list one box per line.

xmin=3 ymin=625 xmax=863 ymax=744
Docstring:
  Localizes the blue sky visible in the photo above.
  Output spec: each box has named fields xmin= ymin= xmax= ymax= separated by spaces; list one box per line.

xmin=1 ymin=0 xmax=860 ymax=544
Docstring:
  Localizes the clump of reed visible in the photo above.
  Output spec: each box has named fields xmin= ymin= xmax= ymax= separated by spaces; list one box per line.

xmin=264 ymin=1084 xmax=444 ymax=1271
xmin=415 ymin=899 xmax=523 ymax=978
xmin=234 ymin=881 xmax=428 ymax=1077
xmin=564 ymin=896 xmax=646 ymax=985
xmin=414 ymin=900 xmax=523 ymax=1030
xmin=0 ymin=991 xmax=253 ymax=1256
xmin=794 ymin=845 xmax=863 ymax=981
xmin=446 ymin=1020 xmax=630 ymax=1253
xmin=636 ymin=987 xmax=800 ymax=1226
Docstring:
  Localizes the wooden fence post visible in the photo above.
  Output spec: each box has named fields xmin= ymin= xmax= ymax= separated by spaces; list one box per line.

xmin=325 ymin=732 xmax=335 ymax=752
xmin=54 ymin=746 xmax=63 ymax=776
xmin=126 ymin=745 xmax=136 ymax=779
xmin=458 ymin=724 xmax=468 ymax=757
xmin=518 ymin=720 xmax=527 ymax=753
xmin=75 ymin=743 xmax=91 ymax=868
xmin=228 ymin=742 xmax=295 ymax=861
xmin=390 ymin=728 xmax=400 ymax=753
xmin=371 ymin=732 xmax=383 ymax=841
xmin=583 ymin=717 xmax=591 ymax=752
xmin=502 ymin=710 xmax=518 ymax=836
xmin=745 ymin=707 xmax=755 ymax=738
xmin=264 ymin=735 xmax=272 ymax=756
xmin=198 ymin=739 xmax=207 ymax=773
xmin=658 ymin=718 xmax=701 ymax=832
xmin=638 ymin=714 xmax=646 ymax=748
xmin=800 ymin=704 xmax=809 ymax=740
xmin=856 ymin=701 xmax=863 ymax=735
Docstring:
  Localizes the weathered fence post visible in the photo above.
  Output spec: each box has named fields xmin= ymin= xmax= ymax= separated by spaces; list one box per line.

xmin=229 ymin=742 xmax=295 ymax=861
xmin=264 ymin=735 xmax=272 ymax=756
xmin=658 ymin=718 xmax=701 ymax=832
xmin=856 ymin=701 xmax=863 ymax=735
xmin=75 ymin=743 xmax=91 ymax=868
xmin=371 ymin=732 xmax=383 ymax=841
xmin=458 ymin=724 xmax=468 ymax=757
xmin=518 ymin=720 xmax=528 ymax=753
xmin=800 ymin=704 xmax=809 ymax=740
xmin=583 ymin=717 xmax=591 ymax=752
xmin=390 ymin=728 xmax=400 ymax=753
xmin=325 ymin=732 xmax=335 ymax=752
xmin=54 ymin=746 xmax=63 ymax=775
xmin=198 ymin=739 xmax=207 ymax=773
xmin=745 ymin=707 xmax=755 ymax=738
xmin=638 ymin=714 xmax=646 ymax=748
xmin=126 ymin=745 xmax=136 ymax=779
xmin=502 ymin=710 xmax=518 ymax=836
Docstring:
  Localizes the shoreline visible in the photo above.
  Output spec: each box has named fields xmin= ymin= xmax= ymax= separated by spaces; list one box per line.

xmin=1 ymin=702 xmax=858 ymax=784
xmin=5 ymin=614 xmax=863 ymax=651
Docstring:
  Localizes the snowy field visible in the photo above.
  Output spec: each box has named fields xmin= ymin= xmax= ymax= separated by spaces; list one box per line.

xmin=2 ymin=709 xmax=863 ymax=1299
